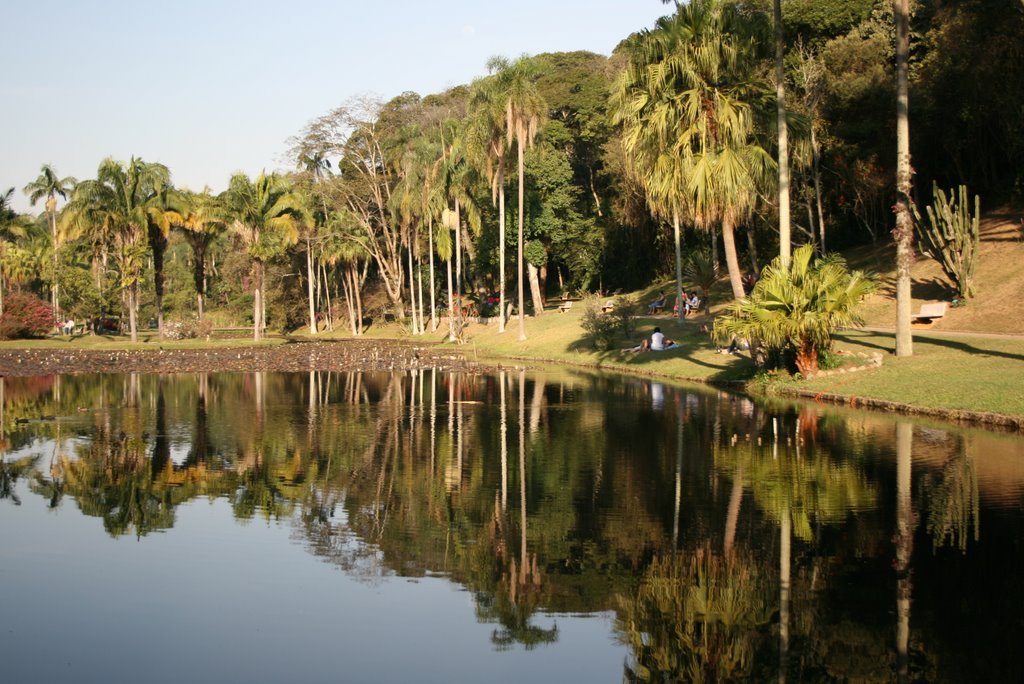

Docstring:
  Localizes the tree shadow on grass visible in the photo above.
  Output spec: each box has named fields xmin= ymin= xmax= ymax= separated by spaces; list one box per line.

xmin=914 ymin=335 xmax=1024 ymax=362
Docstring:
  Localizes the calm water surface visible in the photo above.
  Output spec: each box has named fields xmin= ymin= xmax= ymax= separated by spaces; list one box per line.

xmin=1 ymin=370 xmax=1023 ymax=683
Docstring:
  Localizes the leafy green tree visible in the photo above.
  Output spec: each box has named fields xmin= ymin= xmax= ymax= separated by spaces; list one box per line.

xmin=223 ymin=171 xmax=302 ymax=340
xmin=0 ymin=188 xmax=30 ymax=316
xmin=714 ymin=243 xmax=875 ymax=375
xmin=61 ymin=157 xmax=171 ymax=341
xmin=23 ymin=164 xmax=76 ymax=319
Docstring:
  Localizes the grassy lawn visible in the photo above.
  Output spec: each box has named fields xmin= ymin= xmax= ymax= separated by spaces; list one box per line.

xmin=798 ymin=329 xmax=1024 ymax=418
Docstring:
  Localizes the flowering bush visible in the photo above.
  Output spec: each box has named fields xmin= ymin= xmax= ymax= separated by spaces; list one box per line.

xmin=0 ymin=293 xmax=55 ymax=339
xmin=163 ymin=317 xmax=213 ymax=340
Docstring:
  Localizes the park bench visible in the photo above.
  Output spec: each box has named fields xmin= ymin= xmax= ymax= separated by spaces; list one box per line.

xmin=911 ymin=302 xmax=947 ymax=326
xmin=601 ymin=300 xmax=616 ymax=314
xmin=557 ymin=300 xmax=573 ymax=313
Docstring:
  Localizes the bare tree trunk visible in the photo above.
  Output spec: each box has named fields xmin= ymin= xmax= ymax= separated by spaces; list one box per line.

xmin=253 ymin=260 xmax=264 ymax=341
xmin=811 ymin=124 xmax=827 ymax=253
xmin=407 ymin=224 xmax=419 ymax=335
xmin=774 ymin=0 xmax=791 ymax=267
xmin=527 ymin=262 xmax=544 ymax=316
xmin=517 ymin=135 xmax=527 ymax=341
xmin=894 ymin=0 xmax=914 ymax=357
xmin=747 ymin=224 xmax=760 ymax=276
xmin=721 ymin=217 xmax=747 ymax=300
xmin=673 ymin=209 xmax=684 ymax=323
xmin=306 ymin=238 xmax=317 ymax=334
xmin=428 ymin=218 xmax=437 ymax=331
xmin=498 ymin=185 xmax=507 ymax=333
xmin=447 ymin=257 xmax=455 ymax=342
xmin=127 ymin=284 xmax=139 ymax=343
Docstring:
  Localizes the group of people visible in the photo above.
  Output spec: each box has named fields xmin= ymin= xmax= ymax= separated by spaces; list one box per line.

xmin=61 ymin=319 xmax=75 ymax=336
xmin=646 ymin=290 xmax=701 ymax=316
xmin=629 ymin=326 xmax=679 ymax=352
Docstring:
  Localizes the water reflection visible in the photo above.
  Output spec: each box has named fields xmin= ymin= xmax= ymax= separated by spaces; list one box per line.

xmin=2 ymin=371 xmax=1024 ymax=681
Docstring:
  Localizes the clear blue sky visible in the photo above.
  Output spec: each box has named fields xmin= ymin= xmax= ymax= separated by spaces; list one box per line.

xmin=1 ymin=0 xmax=670 ymax=213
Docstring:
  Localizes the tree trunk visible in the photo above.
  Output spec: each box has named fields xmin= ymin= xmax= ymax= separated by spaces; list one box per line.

xmin=447 ymin=257 xmax=455 ymax=342
xmin=747 ymin=224 xmax=760 ymax=276
xmin=407 ymin=224 xmax=419 ymax=335
xmin=127 ymin=284 xmax=139 ymax=343
xmin=794 ymin=338 xmax=819 ymax=376
xmin=429 ymin=217 xmax=437 ymax=331
xmin=517 ymin=133 xmax=527 ymax=341
xmin=306 ymin=238 xmax=317 ymax=334
xmin=253 ymin=260 xmax=264 ymax=341
xmin=774 ymin=0 xmax=791 ymax=267
xmin=721 ymin=216 xmax=747 ymax=300
xmin=811 ymin=124 xmax=827 ymax=253
xmin=673 ymin=208 xmax=684 ymax=323
xmin=527 ymin=261 xmax=544 ymax=316
xmin=499 ymin=184 xmax=507 ymax=334
xmin=894 ymin=0 xmax=914 ymax=357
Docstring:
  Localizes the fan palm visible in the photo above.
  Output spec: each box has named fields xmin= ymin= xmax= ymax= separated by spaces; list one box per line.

xmin=23 ymin=164 xmax=76 ymax=318
xmin=223 ymin=172 xmax=302 ymax=340
xmin=714 ymin=244 xmax=876 ymax=375
xmin=614 ymin=0 xmax=774 ymax=303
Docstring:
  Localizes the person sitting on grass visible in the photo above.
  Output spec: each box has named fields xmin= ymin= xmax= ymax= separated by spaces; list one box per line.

xmin=647 ymin=291 xmax=666 ymax=314
xmin=630 ymin=326 xmax=678 ymax=352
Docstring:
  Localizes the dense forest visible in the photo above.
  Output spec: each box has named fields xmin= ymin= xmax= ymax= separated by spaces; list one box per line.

xmin=1 ymin=0 xmax=1021 ymax=341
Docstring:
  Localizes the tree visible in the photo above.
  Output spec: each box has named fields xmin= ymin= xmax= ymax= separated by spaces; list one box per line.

xmin=614 ymin=1 xmax=774 ymax=306
xmin=893 ymin=0 xmax=913 ymax=357
xmin=774 ymin=0 xmax=792 ymax=266
xmin=61 ymin=157 xmax=171 ymax=342
xmin=0 ymin=188 xmax=30 ymax=316
xmin=169 ymin=189 xmax=225 ymax=320
xmin=23 ymin=164 xmax=76 ymax=320
xmin=223 ymin=171 xmax=302 ymax=340
xmin=488 ymin=55 xmax=546 ymax=340
xmin=713 ymin=243 xmax=876 ymax=375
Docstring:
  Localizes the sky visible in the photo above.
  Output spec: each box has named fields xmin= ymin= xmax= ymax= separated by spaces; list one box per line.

xmin=1 ymin=0 xmax=671 ymax=214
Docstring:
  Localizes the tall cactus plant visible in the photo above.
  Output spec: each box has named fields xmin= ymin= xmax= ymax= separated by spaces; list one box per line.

xmin=913 ymin=183 xmax=980 ymax=299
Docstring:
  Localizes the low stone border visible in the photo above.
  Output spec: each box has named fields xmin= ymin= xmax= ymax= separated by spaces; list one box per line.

xmin=803 ymin=351 xmax=884 ymax=380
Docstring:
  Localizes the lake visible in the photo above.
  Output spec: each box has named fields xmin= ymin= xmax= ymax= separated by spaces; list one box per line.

xmin=2 ymin=369 xmax=1023 ymax=682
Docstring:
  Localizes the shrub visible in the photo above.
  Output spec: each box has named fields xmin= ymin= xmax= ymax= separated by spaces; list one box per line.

xmin=163 ymin=317 xmax=213 ymax=340
xmin=580 ymin=295 xmax=637 ymax=350
xmin=0 ymin=292 xmax=55 ymax=339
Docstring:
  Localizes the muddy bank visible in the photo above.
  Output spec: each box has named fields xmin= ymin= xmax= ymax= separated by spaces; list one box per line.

xmin=0 ymin=340 xmax=499 ymax=377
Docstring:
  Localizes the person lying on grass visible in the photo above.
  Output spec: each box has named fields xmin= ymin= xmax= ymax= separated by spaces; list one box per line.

xmin=629 ymin=327 xmax=678 ymax=352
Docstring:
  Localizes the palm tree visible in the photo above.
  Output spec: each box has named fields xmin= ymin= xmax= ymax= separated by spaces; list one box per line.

xmin=488 ymin=55 xmax=546 ymax=341
xmin=773 ymin=0 xmax=792 ymax=267
xmin=614 ymin=0 xmax=774 ymax=304
xmin=23 ymin=164 xmax=76 ymax=319
xmin=713 ymin=244 xmax=876 ymax=375
xmin=0 ymin=188 xmax=29 ymax=315
xmin=223 ymin=171 xmax=302 ymax=340
xmin=169 ymin=189 xmax=224 ymax=320
xmin=61 ymin=157 xmax=171 ymax=342
xmin=893 ymin=0 xmax=914 ymax=357
xmin=146 ymin=185 xmax=180 ymax=338
xmin=468 ymin=74 xmax=512 ymax=333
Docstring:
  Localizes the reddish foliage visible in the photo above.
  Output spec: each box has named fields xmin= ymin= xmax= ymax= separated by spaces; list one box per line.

xmin=0 ymin=292 xmax=55 ymax=339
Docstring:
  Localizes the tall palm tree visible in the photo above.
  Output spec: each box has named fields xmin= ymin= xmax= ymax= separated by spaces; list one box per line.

xmin=223 ymin=171 xmax=302 ymax=340
xmin=146 ymin=185 xmax=180 ymax=338
xmin=614 ymin=0 xmax=774 ymax=303
xmin=893 ymin=0 xmax=914 ymax=357
xmin=773 ymin=0 xmax=792 ymax=267
xmin=488 ymin=55 xmax=546 ymax=341
xmin=468 ymin=74 xmax=511 ymax=333
xmin=61 ymin=157 xmax=171 ymax=342
xmin=23 ymin=164 xmax=76 ymax=319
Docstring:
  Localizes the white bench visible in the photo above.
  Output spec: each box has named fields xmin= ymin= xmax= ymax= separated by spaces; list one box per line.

xmin=557 ymin=300 xmax=573 ymax=313
xmin=912 ymin=302 xmax=947 ymax=326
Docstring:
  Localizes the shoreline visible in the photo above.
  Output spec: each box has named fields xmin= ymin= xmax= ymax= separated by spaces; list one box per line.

xmin=2 ymin=337 xmax=1021 ymax=433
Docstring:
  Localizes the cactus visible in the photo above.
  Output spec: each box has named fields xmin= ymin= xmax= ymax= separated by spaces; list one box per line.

xmin=913 ymin=183 xmax=980 ymax=299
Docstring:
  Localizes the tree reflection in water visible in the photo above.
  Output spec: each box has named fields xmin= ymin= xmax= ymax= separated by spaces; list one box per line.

xmin=2 ymin=369 xmax=1022 ymax=680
